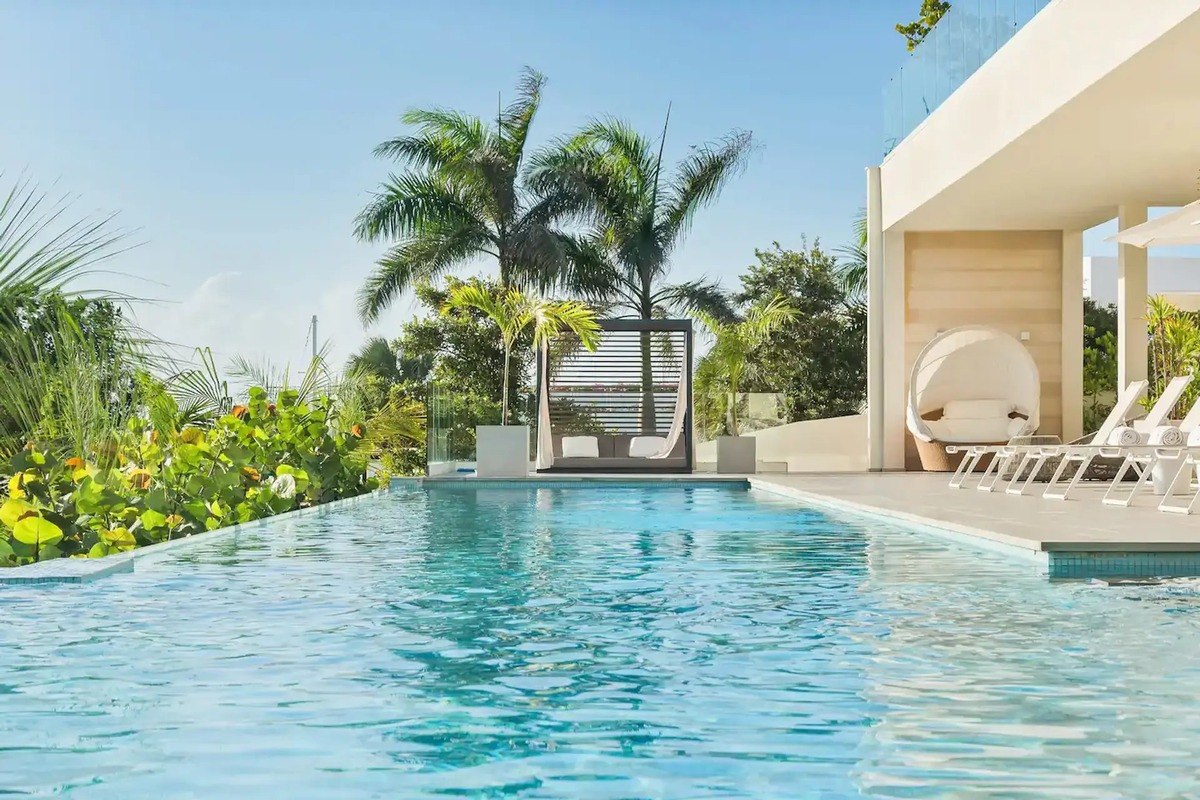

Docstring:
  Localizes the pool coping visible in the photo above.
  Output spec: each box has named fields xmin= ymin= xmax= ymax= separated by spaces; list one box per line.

xmin=0 ymin=486 xmax=395 ymax=585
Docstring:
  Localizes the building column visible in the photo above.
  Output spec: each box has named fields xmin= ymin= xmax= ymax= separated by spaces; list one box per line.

xmin=1117 ymin=204 xmax=1149 ymax=390
xmin=866 ymin=167 xmax=884 ymax=472
xmin=1061 ymin=230 xmax=1083 ymax=442
xmin=881 ymin=228 xmax=907 ymax=470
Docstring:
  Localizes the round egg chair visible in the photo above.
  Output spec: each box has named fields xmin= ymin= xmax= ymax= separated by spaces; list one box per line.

xmin=906 ymin=325 xmax=1041 ymax=471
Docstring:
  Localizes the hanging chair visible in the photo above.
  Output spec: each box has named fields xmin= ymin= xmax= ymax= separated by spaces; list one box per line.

xmin=906 ymin=325 xmax=1040 ymax=471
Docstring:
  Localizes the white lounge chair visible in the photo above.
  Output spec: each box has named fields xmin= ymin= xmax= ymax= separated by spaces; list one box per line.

xmin=1102 ymin=394 xmax=1200 ymax=507
xmin=950 ymin=380 xmax=1148 ymax=493
xmin=1157 ymin=427 xmax=1200 ymax=514
xmin=1035 ymin=376 xmax=1191 ymax=500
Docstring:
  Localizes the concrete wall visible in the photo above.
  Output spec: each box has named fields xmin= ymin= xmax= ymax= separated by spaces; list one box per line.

xmin=694 ymin=414 xmax=867 ymax=473
xmin=904 ymin=231 xmax=1065 ymax=469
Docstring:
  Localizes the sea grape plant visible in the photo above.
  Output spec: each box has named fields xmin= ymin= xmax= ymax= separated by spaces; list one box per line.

xmin=0 ymin=386 xmax=377 ymax=566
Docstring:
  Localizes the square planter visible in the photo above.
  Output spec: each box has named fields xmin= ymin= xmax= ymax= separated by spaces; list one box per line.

xmin=475 ymin=425 xmax=530 ymax=478
xmin=717 ymin=435 xmax=756 ymax=474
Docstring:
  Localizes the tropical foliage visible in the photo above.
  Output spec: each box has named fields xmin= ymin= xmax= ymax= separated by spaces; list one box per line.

xmin=528 ymin=114 xmax=751 ymax=322
xmin=1146 ymin=295 xmax=1200 ymax=417
xmin=694 ymin=296 xmax=796 ymax=436
xmin=0 ymin=177 xmax=410 ymax=567
xmin=528 ymin=114 xmax=752 ymax=429
xmin=441 ymin=281 xmax=601 ymax=423
xmin=733 ymin=243 xmax=867 ymax=422
xmin=897 ymin=0 xmax=952 ymax=51
xmin=354 ymin=68 xmax=577 ymax=322
xmin=0 ymin=386 xmax=377 ymax=566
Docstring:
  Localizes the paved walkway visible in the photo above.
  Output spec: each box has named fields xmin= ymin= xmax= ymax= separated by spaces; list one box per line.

xmin=750 ymin=473 xmax=1200 ymax=554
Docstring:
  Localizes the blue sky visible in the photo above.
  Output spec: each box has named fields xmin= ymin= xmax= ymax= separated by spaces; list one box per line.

xmin=0 ymin=1 xmax=1122 ymax=370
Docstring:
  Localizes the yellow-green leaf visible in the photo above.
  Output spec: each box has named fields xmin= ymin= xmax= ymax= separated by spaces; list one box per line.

xmin=100 ymin=527 xmax=136 ymax=548
xmin=12 ymin=516 xmax=63 ymax=547
xmin=140 ymin=509 xmax=168 ymax=530
xmin=0 ymin=498 xmax=35 ymax=529
xmin=88 ymin=542 xmax=116 ymax=558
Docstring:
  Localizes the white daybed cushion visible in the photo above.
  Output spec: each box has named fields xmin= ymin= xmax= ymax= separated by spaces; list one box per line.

xmin=942 ymin=399 xmax=1014 ymax=419
xmin=926 ymin=417 xmax=1013 ymax=443
xmin=629 ymin=436 xmax=667 ymax=458
xmin=561 ymin=436 xmax=599 ymax=458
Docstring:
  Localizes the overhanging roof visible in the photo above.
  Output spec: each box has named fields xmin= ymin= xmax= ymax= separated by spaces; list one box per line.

xmin=880 ymin=0 xmax=1200 ymax=232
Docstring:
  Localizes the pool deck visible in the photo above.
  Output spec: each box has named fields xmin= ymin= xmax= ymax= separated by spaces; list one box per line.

xmin=750 ymin=473 xmax=1200 ymax=579
xmin=748 ymin=473 xmax=1200 ymax=554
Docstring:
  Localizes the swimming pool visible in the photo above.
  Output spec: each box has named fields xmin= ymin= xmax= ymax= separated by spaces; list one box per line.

xmin=4 ymin=482 xmax=1200 ymax=798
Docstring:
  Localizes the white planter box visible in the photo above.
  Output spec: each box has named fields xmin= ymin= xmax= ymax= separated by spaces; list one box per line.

xmin=717 ymin=436 xmax=756 ymax=474
xmin=476 ymin=425 xmax=530 ymax=478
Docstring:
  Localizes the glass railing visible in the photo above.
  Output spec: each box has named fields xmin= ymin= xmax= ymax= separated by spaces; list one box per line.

xmin=883 ymin=0 xmax=1051 ymax=153
xmin=694 ymin=392 xmax=791 ymax=444
xmin=425 ymin=384 xmax=532 ymax=476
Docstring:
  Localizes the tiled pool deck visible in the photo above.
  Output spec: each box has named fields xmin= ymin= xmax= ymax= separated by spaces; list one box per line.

xmin=747 ymin=473 xmax=1200 ymax=579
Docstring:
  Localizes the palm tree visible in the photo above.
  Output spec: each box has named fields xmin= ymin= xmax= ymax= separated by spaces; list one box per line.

xmin=528 ymin=113 xmax=753 ymax=429
xmin=441 ymin=281 xmax=601 ymax=424
xmin=694 ymin=296 xmax=797 ymax=436
xmin=354 ymin=68 xmax=577 ymax=323
xmin=347 ymin=336 xmax=401 ymax=383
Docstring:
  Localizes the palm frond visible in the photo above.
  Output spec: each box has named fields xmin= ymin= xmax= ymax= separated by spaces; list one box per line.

xmin=169 ymin=347 xmax=231 ymax=420
xmin=833 ymin=209 xmax=868 ymax=300
xmin=354 ymin=172 xmax=487 ymax=243
xmin=0 ymin=175 xmax=136 ymax=299
xmin=358 ymin=221 xmax=491 ymax=323
xmin=657 ymin=130 xmax=753 ymax=245
xmin=499 ymin=67 xmax=547 ymax=162
xmin=653 ymin=278 xmax=736 ymax=323
xmin=347 ymin=336 xmax=400 ymax=381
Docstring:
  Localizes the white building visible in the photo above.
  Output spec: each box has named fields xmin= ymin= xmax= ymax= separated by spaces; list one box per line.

xmin=1084 ymin=256 xmax=1200 ymax=309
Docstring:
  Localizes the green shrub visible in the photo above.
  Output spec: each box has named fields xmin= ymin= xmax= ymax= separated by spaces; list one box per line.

xmin=0 ymin=386 xmax=377 ymax=567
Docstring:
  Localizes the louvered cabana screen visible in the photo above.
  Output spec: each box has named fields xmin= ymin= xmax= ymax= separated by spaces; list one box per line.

xmin=538 ymin=319 xmax=693 ymax=473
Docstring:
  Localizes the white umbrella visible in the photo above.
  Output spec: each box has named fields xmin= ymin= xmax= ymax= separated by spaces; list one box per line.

xmin=1109 ymin=200 xmax=1200 ymax=247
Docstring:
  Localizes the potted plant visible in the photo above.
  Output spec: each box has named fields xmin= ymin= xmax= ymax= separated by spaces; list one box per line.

xmin=442 ymin=281 xmax=600 ymax=477
xmin=696 ymin=296 xmax=796 ymax=474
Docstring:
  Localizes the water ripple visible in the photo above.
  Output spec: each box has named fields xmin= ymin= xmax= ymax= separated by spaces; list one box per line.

xmin=1 ymin=485 xmax=1199 ymax=798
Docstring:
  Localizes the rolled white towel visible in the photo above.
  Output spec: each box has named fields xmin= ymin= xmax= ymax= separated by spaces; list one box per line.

xmin=1188 ymin=427 xmax=1200 ymax=447
xmin=1149 ymin=425 xmax=1185 ymax=446
xmin=1107 ymin=426 xmax=1143 ymax=446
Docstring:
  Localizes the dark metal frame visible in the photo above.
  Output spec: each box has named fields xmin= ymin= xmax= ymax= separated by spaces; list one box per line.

xmin=537 ymin=319 xmax=693 ymax=474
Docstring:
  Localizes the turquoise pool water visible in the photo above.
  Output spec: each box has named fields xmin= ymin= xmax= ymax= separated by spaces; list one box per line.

xmin=5 ymin=483 xmax=1200 ymax=798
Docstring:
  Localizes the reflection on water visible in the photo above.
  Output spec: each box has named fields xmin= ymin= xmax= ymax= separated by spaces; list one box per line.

xmin=1 ymin=485 xmax=1199 ymax=798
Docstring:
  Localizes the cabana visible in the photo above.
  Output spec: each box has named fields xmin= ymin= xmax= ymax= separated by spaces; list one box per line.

xmin=535 ymin=319 xmax=693 ymax=473
xmin=906 ymin=325 xmax=1041 ymax=471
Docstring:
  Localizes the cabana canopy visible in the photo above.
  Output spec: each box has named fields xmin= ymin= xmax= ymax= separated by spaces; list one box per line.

xmin=1109 ymin=199 xmax=1200 ymax=247
xmin=907 ymin=325 xmax=1040 ymax=447
xmin=536 ymin=319 xmax=693 ymax=473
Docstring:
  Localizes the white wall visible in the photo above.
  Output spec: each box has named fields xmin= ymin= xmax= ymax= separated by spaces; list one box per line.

xmin=695 ymin=414 xmax=868 ymax=473
xmin=1085 ymin=256 xmax=1200 ymax=306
